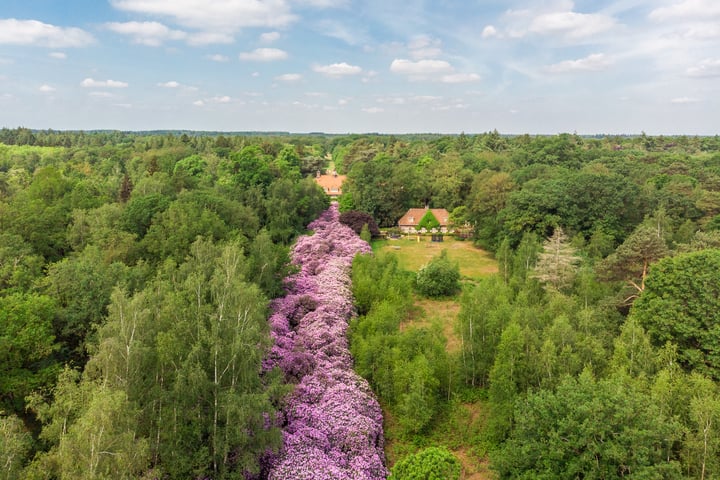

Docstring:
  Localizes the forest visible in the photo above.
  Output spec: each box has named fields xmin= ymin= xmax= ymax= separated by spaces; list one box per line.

xmin=1 ymin=127 xmax=720 ymax=479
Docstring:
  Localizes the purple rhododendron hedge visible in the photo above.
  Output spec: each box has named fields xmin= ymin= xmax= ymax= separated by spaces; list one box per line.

xmin=264 ymin=205 xmax=388 ymax=480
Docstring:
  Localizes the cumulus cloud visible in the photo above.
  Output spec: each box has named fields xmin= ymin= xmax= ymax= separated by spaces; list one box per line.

xmin=361 ymin=107 xmax=383 ymax=113
xmin=105 ymin=21 xmax=185 ymax=46
xmin=0 ymin=19 xmax=94 ymax=47
xmin=441 ymin=73 xmax=481 ymax=83
xmin=80 ymin=78 xmax=129 ymax=88
xmin=239 ymin=48 xmax=288 ymax=61
xmin=545 ymin=53 xmax=614 ymax=73
xmin=49 ymin=52 xmax=67 ymax=59
xmin=313 ymin=62 xmax=362 ymax=76
xmin=110 ymin=0 xmax=296 ymax=31
xmin=39 ymin=84 xmax=56 ymax=93
xmin=390 ymin=58 xmax=453 ymax=75
xmin=275 ymin=73 xmax=302 ymax=81
xmin=260 ymin=31 xmax=280 ymax=43
xmin=157 ymin=81 xmax=181 ymax=88
xmin=208 ymin=53 xmax=229 ymax=62
xmin=650 ymin=0 xmax=720 ymax=21
xmin=481 ymin=25 xmax=498 ymax=38
xmin=687 ymin=58 xmax=720 ymax=77
xmin=529 ymin=11 xmax=616 ymax=39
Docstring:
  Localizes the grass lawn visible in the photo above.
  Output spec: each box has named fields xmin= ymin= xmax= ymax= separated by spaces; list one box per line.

xmin=372 ymin=236 xmax=498 ymax=279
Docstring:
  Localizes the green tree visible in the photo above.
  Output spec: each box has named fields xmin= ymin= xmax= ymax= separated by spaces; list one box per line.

xmin=415 ymin=250 xmax=460 ymax=297
xmin=630 ymin=249 xmax=720 ymax=378
xmin=598 ymin=224 xmax=670 ymax=303
xmin=457 ymin=276 xmax=513 ymax=387
xmin=0 ymin=413 xmax=32 ymax=480
xmin=0 ymin=293 xmax=59 ymax=414
xmin=391 ymin=446 xmax=461 ymax=480
xmin=491 ymin=370 xmax=683 ymax=479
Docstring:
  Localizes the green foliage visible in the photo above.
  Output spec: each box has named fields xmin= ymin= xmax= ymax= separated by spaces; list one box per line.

xmin=0 ymin=293 xmax=59 ymax=414
xmin=630 ymin=249 xmax=720 ymax=378
xmin=457 ymin=276 xmax=513 ymax=387
xmin=417 ymin=209 xmax=441 ymax=231
xmin=0 ymin=413 xmax=32 ymax=480
xmin=491 ymin=370 xmax=683 ymax=479
xmin=415 ymin=250 xmax=460 ymax=297
xmin=351 ymin=253 xmax=450 ymax=435
xmin=390 ymin=446 xmax=461 ymax=480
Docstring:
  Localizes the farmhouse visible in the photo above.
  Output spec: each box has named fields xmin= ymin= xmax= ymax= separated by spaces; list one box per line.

xmin=398 ymin=207 xmax=451 ymax=233
xmin=314 ymin=171 xmax=346 ymax=198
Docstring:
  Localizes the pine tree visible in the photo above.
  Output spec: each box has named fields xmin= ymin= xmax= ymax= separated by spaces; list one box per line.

xmin=532 ymin=227 xmax=580 ymax=291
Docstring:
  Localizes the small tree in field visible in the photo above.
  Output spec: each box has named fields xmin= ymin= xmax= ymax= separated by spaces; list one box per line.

xmin=416 ymin=250 xmax=460 ymax=297
xmin=391 ymin=446 xmax=461 ymax=480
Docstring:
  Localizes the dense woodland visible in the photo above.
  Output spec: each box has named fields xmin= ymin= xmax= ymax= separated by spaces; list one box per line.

xmin=1 ymin=127 xmax=720 ymax=478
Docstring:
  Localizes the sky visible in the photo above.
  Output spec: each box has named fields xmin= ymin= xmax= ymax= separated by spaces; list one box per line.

xmin=0 ymin=0 xmax=719 ymax=134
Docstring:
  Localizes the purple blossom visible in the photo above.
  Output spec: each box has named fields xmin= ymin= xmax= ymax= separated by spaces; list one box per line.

xmin=264 ymin=205 xmax=386 ymax=479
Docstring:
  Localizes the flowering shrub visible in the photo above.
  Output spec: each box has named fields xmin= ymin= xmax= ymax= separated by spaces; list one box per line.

xmin=264 ymin=205 xmax=387 ymax=480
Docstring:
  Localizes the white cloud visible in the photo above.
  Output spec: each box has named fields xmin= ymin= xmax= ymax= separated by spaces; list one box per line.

xmin=157 ymin=81 xmax=181 ymax=88
xmin=211 ymin=95 xmax=232 ymax=103
xmin=89 ymin=91 xmax=115 ymax=98
xmin=276 ymin=73 xmax=302 ymax=82
xmin=187 ymin=32 xmax=234 ymax=45
xmin=481 ymin=25 xmax=498 ymax=38
xmin=239 ymin=48 xmax=288 ymax=61
xmin=545 ymin=53 xmax=614 ymax=73
xmin=39 ymin=84 xmax=56 ymax=93
xmin=687 ymin=58 xmax=720 ymax=77
xmin=407 ymin=35 xmax=442 ymax=59
xmin=193 ymin=100 xmax=205 ymax=106
xmin=313 ymin=62 xmax=363 ymax=77
xmin=293 ymin=0 xmax=348 ymax=7
xmin=338 ymin=98 xmax=348 ymax=105
xmin=110 ymin=0 xmax=296 ymax=30
xmin=208 ymin=53 xmax=229 ymax=62
xmin=390 ymin=58 xmax=453 ymax=75
xmin=260 ymin=31 xmax=280 ymax=43
xmin=105 ymin=21 xmax=185 ymax=46
xmin=529 ymin=11 xmax=616 ymax=39
xmin=650 ymin=0 xmax=720 ymax=21
xmin=671 ymin=96 xmax=701 ymax=103
xmin=80 ymin=78 xmax=129 ymax=88
xmin=362 ymin=107 xmax=384 ymax=113
xmin=49 ymin=52 xmax=67 ymax=59
xmin=0 ymin=19 xmax=94 ymax=47
xmin=441 ymin=73 xmax=481 ymax=83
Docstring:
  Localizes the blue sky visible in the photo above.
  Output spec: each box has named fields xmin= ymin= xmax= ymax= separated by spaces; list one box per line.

xmin=0 ymin=0 xmax=719 ymax=134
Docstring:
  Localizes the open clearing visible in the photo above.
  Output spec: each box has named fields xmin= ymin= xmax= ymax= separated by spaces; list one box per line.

xmin=374 ymin=236 xmax=497 ymax=479
xmin=373 ymin=236 xmax=498 ymax=279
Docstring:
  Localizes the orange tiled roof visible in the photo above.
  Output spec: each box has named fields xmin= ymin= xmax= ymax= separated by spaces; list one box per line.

xmin=315 ymin=174 xmax=346 ymax=195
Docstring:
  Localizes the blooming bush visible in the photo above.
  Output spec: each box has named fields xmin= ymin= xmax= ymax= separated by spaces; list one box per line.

xmin=264 ymin=205 xmax=387 ymax=480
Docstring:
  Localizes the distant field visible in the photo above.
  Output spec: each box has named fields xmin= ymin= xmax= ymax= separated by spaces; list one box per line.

xmin=373 ymin=236 xmax=498 ymax=279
